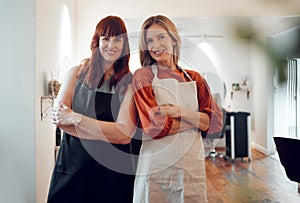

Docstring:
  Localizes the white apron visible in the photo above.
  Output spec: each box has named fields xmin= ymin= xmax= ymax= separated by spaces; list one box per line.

xmin=133 ymin=65 xmax=207 ymax=203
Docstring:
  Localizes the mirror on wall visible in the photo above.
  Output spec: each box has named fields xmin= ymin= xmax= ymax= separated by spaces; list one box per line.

xmin=203 ymin=72 xmax=226 ymax=108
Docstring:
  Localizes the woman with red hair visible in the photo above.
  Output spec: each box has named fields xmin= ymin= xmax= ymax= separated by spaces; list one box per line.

xmin=48 ymin=16 xmax=140 ymax=203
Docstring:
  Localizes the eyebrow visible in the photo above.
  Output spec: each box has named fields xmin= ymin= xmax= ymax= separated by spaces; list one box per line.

xmin=157 ymin=33 xmax=166 ymax=37
xmin=116 ymin=35 xmax=123 ymax=39
xmin=100 ymin=34 xmax=123 ymax=38
xmin=146 ymin=32 xmax=166 ymax=39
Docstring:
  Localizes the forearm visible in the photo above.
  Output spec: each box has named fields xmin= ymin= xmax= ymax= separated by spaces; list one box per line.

xmin=68 ymin=115 xmax=135 ymax=144
xmin=167 ymin=119 xmax=195 ymax=135
xmin=77 ymin=115 xmax=133 ymax=144
xmin=181 ymin=108 xmax=210 ymax=131
xmin=58 ymin=116 xmax=133 ymax=144
xmin=53 ymin=85 xmax=137 ymax=144
xmin=157 ymin=104 xmax=210 ymax=132
xmin=57 ymin=124 xmax=100 ymax=140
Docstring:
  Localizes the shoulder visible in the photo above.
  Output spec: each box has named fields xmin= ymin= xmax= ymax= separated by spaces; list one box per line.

xmin=132 ymin=66 xmax=155 ymax=90
xmin=60 ymin=66 xmax=81 ymax=85
xmin=120 ymin=71 xmax=133 ymax=84
xmin=133 ymin=66 xmax=153 ymax=81
xmin=66 ymin=66 xmax=80 ymax=78
xmin=116 ymin=71 xmax=133 ymax=94
xmin=185 ymin=69 xmax=204 ymax=82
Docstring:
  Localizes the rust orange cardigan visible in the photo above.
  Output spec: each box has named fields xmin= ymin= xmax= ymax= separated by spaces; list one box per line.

xmin=132 ymin=66 xmax=223 ymax=139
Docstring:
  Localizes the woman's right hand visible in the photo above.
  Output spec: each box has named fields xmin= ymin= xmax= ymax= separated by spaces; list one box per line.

xmin=158 ymin=104 xmax=181 ymax=118
xmin=51 ymin=103 xmax=75 ymax=126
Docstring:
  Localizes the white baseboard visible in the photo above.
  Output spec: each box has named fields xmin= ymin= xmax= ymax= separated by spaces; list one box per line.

xmin=252 ymin=143 xmax=268 ymax=154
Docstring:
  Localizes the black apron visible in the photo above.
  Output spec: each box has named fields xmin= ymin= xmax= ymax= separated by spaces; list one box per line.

xmin=47 ymin=77 xmax=141 ymax=203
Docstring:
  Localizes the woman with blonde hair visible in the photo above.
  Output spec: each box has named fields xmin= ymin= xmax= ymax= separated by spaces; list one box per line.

xmin=132 ymin=15 xmax=223 ymax=202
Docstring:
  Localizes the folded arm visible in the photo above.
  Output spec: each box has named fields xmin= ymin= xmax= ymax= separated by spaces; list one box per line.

xmin=132 ymin=69 xmax=195 ymax=139
xmin=158 ymin=104 xmax=210 ymax=131
xmin=52 ymin=67 xmax=137 ymax=144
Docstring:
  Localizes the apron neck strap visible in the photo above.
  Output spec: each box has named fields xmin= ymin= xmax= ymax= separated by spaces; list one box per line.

xmin=151 ymin=64 xmax=158 ymax=78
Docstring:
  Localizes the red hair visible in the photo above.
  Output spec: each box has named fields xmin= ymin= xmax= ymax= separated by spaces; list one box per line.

xmin=78 ymin=16 xmax=131 ymax=93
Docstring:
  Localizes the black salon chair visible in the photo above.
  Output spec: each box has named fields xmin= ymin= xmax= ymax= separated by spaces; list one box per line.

xmin=273 ymin=137 xmax=300 ymax=193
xmin=206 ymin=108 xmax=227 ymax=158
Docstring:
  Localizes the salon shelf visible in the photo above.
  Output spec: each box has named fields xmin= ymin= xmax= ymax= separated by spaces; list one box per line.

xmin=41 ymin=95 xmax=56 ymax=121
xmin=230 ymin=89 xmax=250 ymax=99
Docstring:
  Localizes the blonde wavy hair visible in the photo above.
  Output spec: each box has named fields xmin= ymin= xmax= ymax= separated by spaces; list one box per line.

xmin=139 ymin=15 xmax=181 ymax=67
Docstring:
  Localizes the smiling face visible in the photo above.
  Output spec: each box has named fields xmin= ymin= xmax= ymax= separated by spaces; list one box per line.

xmin=99 ymin=35 xmax=124 ymax=67
xmin=145 ymin=23 xmax=176 ymax=69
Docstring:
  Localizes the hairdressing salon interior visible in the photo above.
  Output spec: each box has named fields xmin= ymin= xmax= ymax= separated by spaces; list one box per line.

xmin=2 ymin=0 xmax=300 ymax=202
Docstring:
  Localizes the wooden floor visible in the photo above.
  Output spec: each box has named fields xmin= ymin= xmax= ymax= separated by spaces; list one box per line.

xmin=205 ymin=148 xmax=300 ymax=203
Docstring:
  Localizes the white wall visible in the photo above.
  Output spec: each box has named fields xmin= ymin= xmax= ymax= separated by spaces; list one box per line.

xmin=249 ymin=18 xmax=300 ymax=155
xmin=1 ymin=0 xmax=300 ymax=202
xmin=270 ymin=27 xmax=300 ymax=139
xmin=250 ymin=33 xmax=269 ymax=154
xmin=181 ymin=37 xmax=252 ymax=111
xmin=0 ymin=1 xmax=36 ymax=202
xmin=35 ymin=0 xmax=75 ymax=202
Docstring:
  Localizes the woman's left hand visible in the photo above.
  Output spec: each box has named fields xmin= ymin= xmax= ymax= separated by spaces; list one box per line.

xmin=51 ymin=103 xmax=74 ymax=125
xmin=158 ymin=104 xmax=181 ymax=118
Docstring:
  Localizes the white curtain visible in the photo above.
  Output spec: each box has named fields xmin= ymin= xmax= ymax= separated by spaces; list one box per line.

xmin=287 ymin=58 xmax=298 ymax=138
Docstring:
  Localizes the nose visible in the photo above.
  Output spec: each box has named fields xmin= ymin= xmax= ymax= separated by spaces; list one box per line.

xmin=151 ymin=39 xmax=160 ymax=49
xmin=107 ymin=39 xmax=114 ymax=48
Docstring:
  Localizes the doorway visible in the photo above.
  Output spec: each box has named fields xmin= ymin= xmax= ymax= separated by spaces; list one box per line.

xmin=274 ymin=58 xmax=300 ymax=138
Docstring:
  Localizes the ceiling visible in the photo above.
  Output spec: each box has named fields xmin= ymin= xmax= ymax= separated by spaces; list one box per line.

xmin=75 ymin=0 xmax=300 ymax=39
xmin=75 ymin=0 xmax=300 ymax=20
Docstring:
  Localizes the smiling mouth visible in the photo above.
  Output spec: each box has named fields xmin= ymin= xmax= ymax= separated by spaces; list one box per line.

xmin=153 ymin=49 xmax=165 ymax=55
xmin=106 ymin=50 xmax=117 ymax=55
